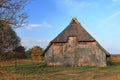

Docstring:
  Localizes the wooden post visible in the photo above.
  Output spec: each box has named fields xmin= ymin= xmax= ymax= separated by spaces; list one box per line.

xmin=15 ymin=58 xmax=17 ymax=70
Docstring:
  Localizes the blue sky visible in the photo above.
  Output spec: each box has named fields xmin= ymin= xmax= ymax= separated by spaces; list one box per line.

xmin=15 ymin=0 xmax=120 ymax=54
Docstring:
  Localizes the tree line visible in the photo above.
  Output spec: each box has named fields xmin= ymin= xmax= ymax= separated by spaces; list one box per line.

xmin=0 ymin=20 xmax=44 ymax=61
xmin=0 ymin=0 xmax=44 ymax=61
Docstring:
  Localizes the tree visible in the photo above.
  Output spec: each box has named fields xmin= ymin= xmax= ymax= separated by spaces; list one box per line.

xmin=0 ymin=20 xmax=20 ymax=53
xmin=0 ymin=21 xmax=21 ymax=61
xmin=13 ymin=46 xmax=26 ymax=59
xmin=0 ymin=0 xmax=29 ymax=28
xmin=26 ymin=46 xmax=44 ymax=61
xmin=0 ymin=0 xmax=30 ymax=61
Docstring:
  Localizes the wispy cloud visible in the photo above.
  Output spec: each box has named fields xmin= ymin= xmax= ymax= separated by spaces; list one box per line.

xmin=105 ymin=46 xmax=120 ymax=54
xmin=116 ymin=48 xmax=120 ymax=51
xmin=101 ymin=11 xmax=120 ymax=24
xmin=96 ymin=11 xmax=120 ymax=28
xmin=112 ymin=0 xmax=120 ymax=3
xmin=21 ymin=38 xmax=51 ymax=50
xmin=25 ymin=22 xmax=52 ymax=30
xmin=54 ymin=0 xmax=95 ymax=14
xmin=98 ymin=42 xmax=120 ymax=54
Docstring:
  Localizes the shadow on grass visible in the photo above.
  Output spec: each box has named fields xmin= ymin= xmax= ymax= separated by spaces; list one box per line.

xmin=1 ymin=61 xmax=120 ymax=72
xmin=107 ymin=61 xmax=120 ymax=66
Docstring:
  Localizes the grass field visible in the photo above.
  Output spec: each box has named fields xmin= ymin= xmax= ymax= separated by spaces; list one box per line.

xmin=0 ymin=61 xmax=120 ymax=80
xmin=110 ymin=54 xmax=120 ymax=62
xmin=0 ymin=55 xmax=120 ymax=80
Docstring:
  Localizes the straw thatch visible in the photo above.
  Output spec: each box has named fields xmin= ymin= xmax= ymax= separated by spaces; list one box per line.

xmin=52 ymin=18 xmax=95 ymax=43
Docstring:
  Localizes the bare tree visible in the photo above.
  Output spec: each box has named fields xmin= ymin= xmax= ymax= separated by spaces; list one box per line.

xmin=0 ymin=0 xmax=29 ymax=28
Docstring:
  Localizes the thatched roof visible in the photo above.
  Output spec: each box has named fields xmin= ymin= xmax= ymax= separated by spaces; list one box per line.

xmin=51 ymin=18 xmax=95 ymax=43
xmin=42 ymin=18 xmax=110 ymax=56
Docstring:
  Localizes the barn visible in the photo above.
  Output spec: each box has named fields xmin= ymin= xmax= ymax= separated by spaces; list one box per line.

xmin=43 ymin=18 xmax=110 ymax=67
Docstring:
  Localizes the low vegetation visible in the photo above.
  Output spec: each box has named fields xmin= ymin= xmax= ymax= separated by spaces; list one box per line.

xmin=0 ymin=59 xmax=120 ymax=80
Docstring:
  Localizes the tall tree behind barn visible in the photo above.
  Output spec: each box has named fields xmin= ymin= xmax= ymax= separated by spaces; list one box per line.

xmin=43 ymin=18 xmax=110 ymax=67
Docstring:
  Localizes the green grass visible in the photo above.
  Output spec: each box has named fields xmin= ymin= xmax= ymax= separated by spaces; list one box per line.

xmin=0 ymin=62 xmax=120 ymax=80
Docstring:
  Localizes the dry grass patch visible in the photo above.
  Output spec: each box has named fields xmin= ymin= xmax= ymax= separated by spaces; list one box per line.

xmin=0 ymin=61 xmax=120 ymax=80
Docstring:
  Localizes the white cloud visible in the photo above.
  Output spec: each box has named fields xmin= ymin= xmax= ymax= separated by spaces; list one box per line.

xmin=21 ymin=38 xmax=50 ymax=50
xmin=25 ymin=22 xmax=52 ymax=30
